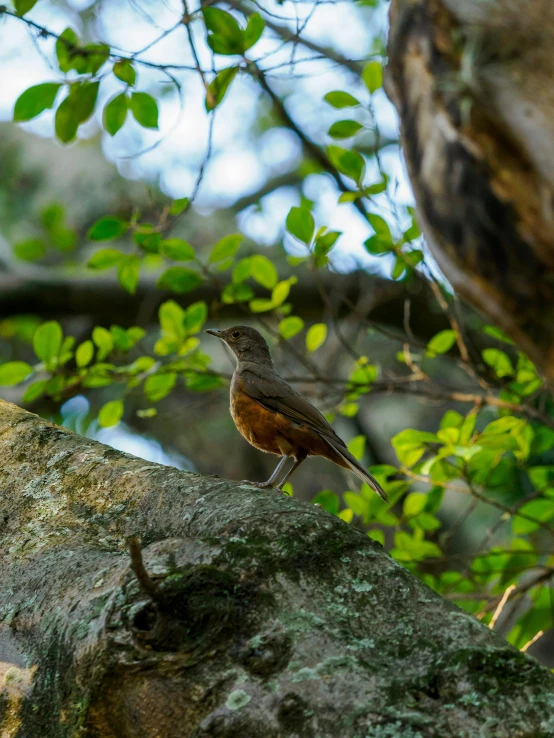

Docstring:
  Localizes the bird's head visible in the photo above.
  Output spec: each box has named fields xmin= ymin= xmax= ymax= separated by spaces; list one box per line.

xmin=205 ymin=325 xmax=273 ymax=365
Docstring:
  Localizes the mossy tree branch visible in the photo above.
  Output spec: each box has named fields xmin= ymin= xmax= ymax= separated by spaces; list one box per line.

xmin=0 ymin=399 xmax=553 ymax=737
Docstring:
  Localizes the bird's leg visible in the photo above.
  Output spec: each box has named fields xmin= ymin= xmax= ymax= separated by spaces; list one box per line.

xmin=243 ymin=455 xmax=289 ymax=489
xmin=276 ymin=451 xmax=308 ymax=490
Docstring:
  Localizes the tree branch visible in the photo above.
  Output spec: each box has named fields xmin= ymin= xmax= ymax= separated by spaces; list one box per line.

xmin=1 ymin=398 xmax=554 ymax=736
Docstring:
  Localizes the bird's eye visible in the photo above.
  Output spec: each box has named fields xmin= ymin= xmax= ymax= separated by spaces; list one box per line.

xmin=232 ymin=330 xmax=241 ymax=339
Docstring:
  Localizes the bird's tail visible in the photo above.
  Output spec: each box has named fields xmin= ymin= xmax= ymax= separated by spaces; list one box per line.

xmin=331 ymin=443 xmax=389 ymax=503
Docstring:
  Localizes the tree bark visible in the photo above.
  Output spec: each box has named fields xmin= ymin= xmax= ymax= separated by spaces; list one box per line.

xmin=386 ymin=0 xmax=554 ymax=381
xmin=0 ymin=399 xmax=553 ymax=737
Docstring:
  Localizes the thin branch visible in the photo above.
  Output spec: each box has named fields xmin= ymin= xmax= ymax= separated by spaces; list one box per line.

xmin=127 ymin=535 xmax=164 ymax=603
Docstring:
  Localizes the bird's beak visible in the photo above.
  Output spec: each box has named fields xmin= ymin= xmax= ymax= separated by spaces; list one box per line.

xmin=205 ymin=329 xmax=224 ymax=338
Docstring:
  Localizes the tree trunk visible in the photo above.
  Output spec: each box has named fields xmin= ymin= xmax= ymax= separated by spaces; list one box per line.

xmin=386 ymin=0 xmax=554 ymax=381
xmin=0 ymin=399 xmax=553 ymax=737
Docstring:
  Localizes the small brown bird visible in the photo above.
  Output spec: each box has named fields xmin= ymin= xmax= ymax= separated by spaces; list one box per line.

xmin=205 ymin=325 xmax=388 ymax=501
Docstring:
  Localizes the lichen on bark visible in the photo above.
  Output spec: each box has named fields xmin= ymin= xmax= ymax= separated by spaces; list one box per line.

xmin=0 ymin=399 xmax=553 ymax=737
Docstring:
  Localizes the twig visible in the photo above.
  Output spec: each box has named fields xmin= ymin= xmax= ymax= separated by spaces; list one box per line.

xmin=489 ymin=584 xmax=516 ymax=629
xmin=127 ymin=535 xmax=164 ymax=602
xmin=521 ymin=630 xmax=544 ymax=652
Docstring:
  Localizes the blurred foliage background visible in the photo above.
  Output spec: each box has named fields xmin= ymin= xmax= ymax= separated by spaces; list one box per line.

xmin=1 ymin=0 xmax=554 ymax=667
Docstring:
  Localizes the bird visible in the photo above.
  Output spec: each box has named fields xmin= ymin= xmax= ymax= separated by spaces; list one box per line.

xmin=205 ymin=325 xmax=388 ymax=501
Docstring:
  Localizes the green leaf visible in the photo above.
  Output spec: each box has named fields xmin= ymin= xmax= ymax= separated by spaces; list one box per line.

xmin=23 ymin=380 xmax=48 ymax=403
xmin=87 ymin=248 xmax=124 ymax=269
xmin=186 ymin=373 xmax=222 ymax=392
xmin=13 ymin=83 xmax=61 ymax=122
xmin=130 ymin=92 xmax=159 ymax=129
xmin=144 ymin=373 xmax=177 ymax=402
xmin=427 ymin=329 xmax=456 ymax=356
xmin=344 ymin=492 xmax=368 ymax=519
xmin=56 ymin=28 xmax=83 ymax=73
xmin=203 ymin=7 xmax=244 ymax=55
xmin=103 ymin=93 xmax=128 ymax=136
xmin=314 ymin=231 xmax=340 ymax=261
xmin=286 ymin=207 xmax=314 ymax=244
xmin=13 ymin=238 xmax=45 ymax=262
xmin=250 ymin=254 xmax=278 ymax=289
xmin=88 ymin=217 xmax=128 ymax=241
xmin=55 ymin=82 xmax=100 ymax=143
xmin=312 ymin=490 xmax=340 ymax=515
xmin=328 ymin=120 xmax=363 ymax=139
xmin=98 ymin=400 xmax=124 ymax=428
xmin=482 ymin=348 xmax=514 ymax=378
xmin=117 ymin=256 xmax=140 ymax=294
xmin=14 ymin=0 xmax=38 ymax=15
xmin=93 ymin=326 xmax=114 ymax=360
xmin=482 ymin=325 xmax=514 ymax=344
xmin=324 ymin=91 xmax=360 ymax=109
xmin=84 ymin=44 xmax=110 ymax=74
xmin=205 ymin=67 xmax=238 ymax=111
xmin=209 ymin=233 xmax=242 ymax=263
xmin=157 ymin=267 xmax=202 ymax=293
xmin=513 ymin=500 xmax=554 ymax=534
xmin=54 ymin=95 xmax=78 ymax=143
xmin=0 ymin=361 xmax=33 ymax=386
xmin=306 ymin=323 xmax=327 ymax=352
xmin=279 ymin=316 xmax=304 ymax=340
xmin=362 ymin=60 xmax=383 ymax=93
xmin=161 ymin=238 xmax=195 ymax=261
xmin=168 ymin=198 xmax=190 ymax=216
xmin=326 ymin=145 xmax=365 ymax=184
xmin=347 ymin=435 xmax=366 ymax=461
xmin=133 ymin=227 xmax=160 ymax=253
xmin=113 ymin=59 xmax=136 ymax=85
xmin=249 ymin=298 xmax=275 ymax=313
xmin=392 ymin=429 xmax=439 ymax=467
xmin=184 ymin=301 xmax=208 ymax=335
xmin=403 ymin=492 xmax=427 ymax=517
xmin=33 ymin=321 xmax=62 ymax=365
xmin=272 ymin=278 xmax=296 ymax=307
xmin=76 ymin=340 xmax=94 ymax=368
xmin=243 ymin=13 xmax=265 ymax=49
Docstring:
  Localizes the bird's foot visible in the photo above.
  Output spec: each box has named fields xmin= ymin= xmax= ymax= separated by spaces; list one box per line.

xmin=241 ymin=479 xmax=275 ymax=489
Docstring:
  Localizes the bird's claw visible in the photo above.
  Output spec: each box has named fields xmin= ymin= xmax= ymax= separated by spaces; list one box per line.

xmin=241 ymin=479 xmax=275 ymax=489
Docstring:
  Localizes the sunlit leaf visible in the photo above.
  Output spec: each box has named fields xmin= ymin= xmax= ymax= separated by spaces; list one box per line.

xmin=324 ymin=91 xmax=360 ymax=108
xmin=113 ymin=59 xmax=136 ymax=85
xmin=13 ymin=83 xmax=61 ymax=122
xmin=130 ymin=92 xmax=159 ymax=129
xmin=250 ymin=254 xmax=278 ymax=290
xmin=279 ymin=316 xmax=304 ymax=340
xmin=161 ymin=238 xmax=195 ymax=261
xmin=98 ymin=399 xmax=124 ymax=428
xmin=88 ymin=218 xmax=128 ymax=241
xmin=328 ymin=119 xmax=363 ymax=139
xmin=306 ymin=323 xmax=327 ymax=352
xmin=205 ymin=67 xmax=238 ymax=111
xmin=13 ymin=238 xmax=45 ymax=262
xmin=103 ymin=93 xmax=128 ymax=136
xmin=209 ymin=233 xmax=242 ymax=263
xmin=427 ymin=329 xmax=456 ymax=356
xmin=362 ymin=60 xmax=382 ymax=93
xmin=157 ymin=267 xmax=202 ymax=293
xmin=286 ymin=206 xmax=315 ymax=244
xmin=33 ymin=321 xmax=62 ymax=367
xmin=0 ymin=362 xmax=33 ymax=386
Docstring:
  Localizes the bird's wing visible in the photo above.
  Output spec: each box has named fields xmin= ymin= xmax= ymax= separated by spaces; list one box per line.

xmin=239 ymin=365 xmax=388 ymax=501
xmin=239 ymin=366 xmax=346 ymax=448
